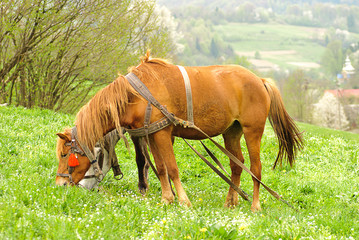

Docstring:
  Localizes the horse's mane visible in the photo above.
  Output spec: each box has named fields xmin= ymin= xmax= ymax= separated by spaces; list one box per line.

xmin=75 ymin=75 xmax=137 ymax=149
xmin=75 ymin=51 xmax=171 ymax=149
xmin=129 ymin=51 xmax=170 ymax=81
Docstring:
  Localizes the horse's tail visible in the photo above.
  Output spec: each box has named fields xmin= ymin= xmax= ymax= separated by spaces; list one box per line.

xmin=262 ymin=78 xmax=304 ymax=169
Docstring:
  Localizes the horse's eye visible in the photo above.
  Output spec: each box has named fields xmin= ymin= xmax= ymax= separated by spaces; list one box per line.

xmin=61 ymin=153 xmax=68 ymax=158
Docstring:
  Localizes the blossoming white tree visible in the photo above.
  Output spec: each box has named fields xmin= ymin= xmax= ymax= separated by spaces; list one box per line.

xmin=313 ymin=92 xmax=349 ymax=130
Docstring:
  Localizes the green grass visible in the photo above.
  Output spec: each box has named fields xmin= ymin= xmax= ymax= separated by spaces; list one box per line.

xmin=1 ymin=105 xmax=359 ymax=239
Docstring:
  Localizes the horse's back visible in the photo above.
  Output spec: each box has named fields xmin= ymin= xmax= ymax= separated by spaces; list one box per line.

xmin=190 ymin=65 xmax=269 ymax=116
xmin=165 ymin=64 xmax=271 ymax=137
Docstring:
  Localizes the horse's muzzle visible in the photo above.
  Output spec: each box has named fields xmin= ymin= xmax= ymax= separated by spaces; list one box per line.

xmin=55 ymin=176 xmax=70 ymax=186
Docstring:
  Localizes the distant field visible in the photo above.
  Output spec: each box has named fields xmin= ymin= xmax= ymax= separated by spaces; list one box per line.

xmin=214 ymin=23 xmax=327 ymax=70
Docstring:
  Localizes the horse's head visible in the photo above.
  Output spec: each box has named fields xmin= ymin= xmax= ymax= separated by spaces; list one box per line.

xmin=55 ymin=128 xmax=92 ymax=186
xmin=55 ymin=128 xmax=121 ymax=188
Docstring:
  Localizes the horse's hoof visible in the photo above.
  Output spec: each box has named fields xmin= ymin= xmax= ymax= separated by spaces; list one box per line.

xmin=138 ymin=186 xmax=148 ymax=196
xmin=138 ymin=183 xmax=149 ymax=195
xmin=224 ymin=195 xmax=238 ymax=208
xmin=139 ymin=188 xmax=147 ymax=196
xmin=224 ymin=203 xmax=237 ymax=209
xmin=179 ymin=198 xmax=192 ymax=207
xmin=251 ymin=203 xmax=261 ymax=212
xmin=161 ymin=195 xmax=175 ymax=205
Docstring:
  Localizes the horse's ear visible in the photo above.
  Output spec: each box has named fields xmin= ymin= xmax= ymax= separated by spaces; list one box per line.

xmin=56 ymin=133 xmax=71 ymax=142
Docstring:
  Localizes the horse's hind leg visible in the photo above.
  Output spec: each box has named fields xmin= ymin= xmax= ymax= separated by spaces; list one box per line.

xmin=223 ymin=123 xmax=245 ymax=208
xmin=243 ymin=124 xmax=265 ymax=212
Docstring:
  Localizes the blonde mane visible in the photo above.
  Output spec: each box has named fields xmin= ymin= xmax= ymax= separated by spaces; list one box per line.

xmin=128 ymin=51 xmax=171 ymax=80
xmin=75 ymin=75 xmax=137 ymax=149
xmin=74 ymin=52 xmax=171 ymax=149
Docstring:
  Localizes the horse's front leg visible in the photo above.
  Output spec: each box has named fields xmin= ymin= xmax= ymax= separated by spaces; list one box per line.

xmin=149 ymin=129 xmax=191 ymax=207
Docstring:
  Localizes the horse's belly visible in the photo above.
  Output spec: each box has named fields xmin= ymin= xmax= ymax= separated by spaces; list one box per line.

xmin=171 ymin=114 xmax=232 ymax=139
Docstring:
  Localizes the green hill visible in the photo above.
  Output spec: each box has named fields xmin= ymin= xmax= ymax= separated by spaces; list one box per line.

xmin=0 ymin=105 xmax=358 ymax=239
xmin=215 ymin=23 xmax=327 ymax=70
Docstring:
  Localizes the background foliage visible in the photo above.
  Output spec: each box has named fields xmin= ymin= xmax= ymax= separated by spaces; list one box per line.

xmin=0 ymin=0 xmax=176 ymax=113
xmin=2 ymin=0 xmax=359 ymax=129
xmin=157 ymin=0 xmax=359 ymax=128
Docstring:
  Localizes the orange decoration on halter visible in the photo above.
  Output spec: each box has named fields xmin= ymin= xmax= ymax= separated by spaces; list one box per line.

xmin=68 ymin=153 xmax=80 ymax=167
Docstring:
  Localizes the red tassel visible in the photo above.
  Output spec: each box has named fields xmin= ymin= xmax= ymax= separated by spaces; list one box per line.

xmin=68 ymin=153 xmax=79 ymax=167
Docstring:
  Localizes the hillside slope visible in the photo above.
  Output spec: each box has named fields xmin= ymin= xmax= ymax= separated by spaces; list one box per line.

xmin=0 ymin=105 xmax=358 ymax=239
xmin=214 ymin=23 xmax=326 ymax=70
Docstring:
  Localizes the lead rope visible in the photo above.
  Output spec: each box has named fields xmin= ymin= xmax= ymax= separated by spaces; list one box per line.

xmin=178 ymin=118 xmax=298 ymax=211
xmin=183 ymin=139 xmax=250 ymax=202
xmin=175 ymin=66 xmax=297 ymax=211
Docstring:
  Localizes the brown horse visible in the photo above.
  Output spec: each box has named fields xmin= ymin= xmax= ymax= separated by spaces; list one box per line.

xmin=56 ymin=52 xmax=303 ymax=211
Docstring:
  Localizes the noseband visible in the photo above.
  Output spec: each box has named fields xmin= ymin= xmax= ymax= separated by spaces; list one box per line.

xmin=56 ymin=127 xmax=104 ymax=185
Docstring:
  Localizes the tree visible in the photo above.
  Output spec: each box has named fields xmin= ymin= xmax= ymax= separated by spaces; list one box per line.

xmin=210 ymin=38 xmax=220 ymax=58
xmin=313 ymin=92 xmax=349 ymax=130
xmin=321 ymin=40 xmax=344 ymax=78
xmin=0 ymin=0 xmax=177 ymax=112
xmin=347 ymin=13 xmax=356 ymax=32
xmin=282 ymin=69 xmax=318 ymax=122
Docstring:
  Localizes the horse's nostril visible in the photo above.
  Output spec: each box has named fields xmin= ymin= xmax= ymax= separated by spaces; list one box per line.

xmin=63 ymin=182 xmax=67 ymax=186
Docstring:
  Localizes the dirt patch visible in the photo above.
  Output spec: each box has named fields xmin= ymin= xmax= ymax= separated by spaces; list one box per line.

xmin=288 ymin=62 xmax=320 ymax=68
xmin=236 ymin=50 xmax=297 ymax=58
xmin=236 ymin=50 xmax=320 ymax=70
xmin=249 ymin=59 xmax=279 ymax=71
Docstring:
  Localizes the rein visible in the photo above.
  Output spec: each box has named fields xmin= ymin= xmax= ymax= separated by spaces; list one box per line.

xmin=124 ymin=67 xmax=297 ymax=211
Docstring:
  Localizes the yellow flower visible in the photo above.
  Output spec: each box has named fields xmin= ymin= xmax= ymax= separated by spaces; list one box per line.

xmin=184 ymin=236 xmax=192 ymax=239
xmin=199 ymin=228 xmax=207 ymax=233
xmin=198 ymin=198 xmax=203 ymax=202
xmin=239 ymin=225 xmax=247 ymax=230
xmin=162 ymin=219 xmax=167 ymax=224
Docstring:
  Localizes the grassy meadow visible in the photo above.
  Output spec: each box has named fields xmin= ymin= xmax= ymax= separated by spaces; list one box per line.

xmin=214 ymin=23 xmax=329 ymax=69
xmin=0 ymin=105 xmax=359 ymax=239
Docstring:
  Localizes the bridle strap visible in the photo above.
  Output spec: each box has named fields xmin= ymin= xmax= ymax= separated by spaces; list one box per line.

xmin=126 ymin=72 xmax=179 ymax=125
xmin=178 ymin=65 xmax=194 ymax=125
xmin=71 ymin=127 xmax=104 ymax=180
xmin=56 ymin=173 xmax=75 ymax=185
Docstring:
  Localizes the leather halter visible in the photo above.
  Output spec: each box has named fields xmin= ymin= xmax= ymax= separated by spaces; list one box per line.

xmin=56 ymin=127 xmax=104 ymax=184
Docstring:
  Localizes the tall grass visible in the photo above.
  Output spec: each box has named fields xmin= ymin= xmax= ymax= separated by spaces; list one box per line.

xmin=0 ymin=105 xmax=358 ymax=239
